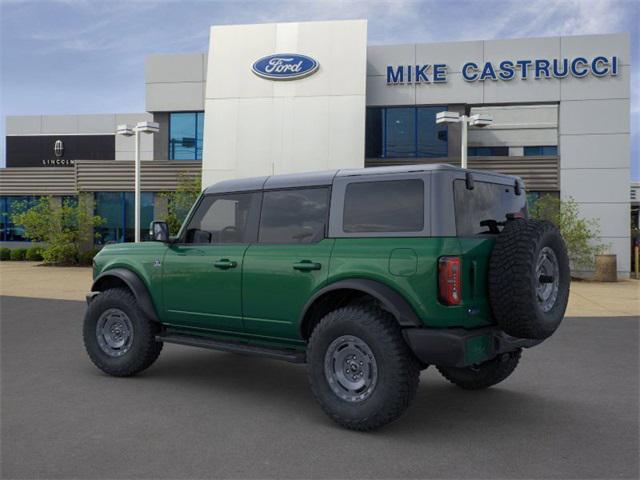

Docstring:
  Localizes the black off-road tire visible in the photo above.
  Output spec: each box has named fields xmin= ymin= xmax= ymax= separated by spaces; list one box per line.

xmin=437 ymin=349 xmax=521 ymax=390
xmin=489 ymin=219 xmax=570 ymax=340
xmin=307 ymin=305 xmax=420 ymax=431
xmin=83 ymin=287 xmax=163 ymax=377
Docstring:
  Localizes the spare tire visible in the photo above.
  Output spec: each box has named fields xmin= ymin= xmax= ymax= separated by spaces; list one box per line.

xmin=489 ymin=219 xmax=570 ymax=340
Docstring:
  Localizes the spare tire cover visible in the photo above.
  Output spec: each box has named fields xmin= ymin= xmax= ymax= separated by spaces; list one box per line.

xmin=488 ymin=219 xmax=570 ymax=340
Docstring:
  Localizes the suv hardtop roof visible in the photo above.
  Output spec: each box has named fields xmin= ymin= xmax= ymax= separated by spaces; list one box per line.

xmin=203 ymin=164 xmax=521 ymax=194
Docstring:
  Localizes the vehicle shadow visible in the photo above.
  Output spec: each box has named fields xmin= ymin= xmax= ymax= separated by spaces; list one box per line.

xmin=131 ymin=346 xmax=576 ymax=435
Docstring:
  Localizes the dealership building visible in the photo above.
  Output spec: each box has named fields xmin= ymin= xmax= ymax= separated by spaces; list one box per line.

xmin=0 ymin=20 xmax=633 ymax=276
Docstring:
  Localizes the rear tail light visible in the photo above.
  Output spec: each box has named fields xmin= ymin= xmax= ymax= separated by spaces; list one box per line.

xmin=439 ymin=256 xmax=461 ymax=305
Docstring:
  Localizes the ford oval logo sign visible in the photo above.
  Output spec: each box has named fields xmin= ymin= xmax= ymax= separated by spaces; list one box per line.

xmin=252 ymin=53 xmax=319 ymax=80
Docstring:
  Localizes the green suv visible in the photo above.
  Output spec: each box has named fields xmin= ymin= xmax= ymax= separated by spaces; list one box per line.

xmin=84 ymin=164 xmax=570 ymax=430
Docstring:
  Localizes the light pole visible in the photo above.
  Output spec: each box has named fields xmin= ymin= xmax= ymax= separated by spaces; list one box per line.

xmin=436 ymin=111 xmax=492 ymax=169
xmin=116 ymin=121 xmax=159 ymax=242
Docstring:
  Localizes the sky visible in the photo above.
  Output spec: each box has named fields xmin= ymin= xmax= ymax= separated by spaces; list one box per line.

xmin=1 ymin=0 xmax=638 ymax=179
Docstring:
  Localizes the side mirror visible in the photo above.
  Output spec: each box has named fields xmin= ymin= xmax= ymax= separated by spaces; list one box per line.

xmin=149 ymin=221 xmax=169 ymax=242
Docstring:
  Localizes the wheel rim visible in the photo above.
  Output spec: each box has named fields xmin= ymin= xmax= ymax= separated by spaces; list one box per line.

xmin=96 ymin=308 xmax=134 ymax=357
xmin=536 ymin=246 xmax=560 ymax=313
xmin=324 ymin=335 xmax=378 ymax=402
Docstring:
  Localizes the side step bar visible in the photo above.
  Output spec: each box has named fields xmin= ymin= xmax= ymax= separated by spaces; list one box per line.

xmin=157 ymin=333 xmax=306 ymax=364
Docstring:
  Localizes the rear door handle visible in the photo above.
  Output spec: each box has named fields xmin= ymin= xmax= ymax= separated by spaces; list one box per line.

xmin=213 ymin=259 xmax=237 ymax=270
xmin=293 ymin=260 xmax=321 ymax=271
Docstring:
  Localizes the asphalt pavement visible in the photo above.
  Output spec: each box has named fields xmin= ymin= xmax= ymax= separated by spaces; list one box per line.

xmin=1 ymin=296 xmax=638 ymax=479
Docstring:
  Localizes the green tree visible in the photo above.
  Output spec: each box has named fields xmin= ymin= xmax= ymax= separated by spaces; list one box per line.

xmin=161 ymin=173 xmax=201 ymax=235
xmin=529 ymin=194 xmax=606 ymax=271
xmin=11 ymin=196 xmax=104 ymax=265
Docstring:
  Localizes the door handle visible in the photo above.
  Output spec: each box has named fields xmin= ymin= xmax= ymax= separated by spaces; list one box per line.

xmin=213 ymin=259 xmax=237 ymax=269
xmin=293 ymin=260 xmax=321 ymax=272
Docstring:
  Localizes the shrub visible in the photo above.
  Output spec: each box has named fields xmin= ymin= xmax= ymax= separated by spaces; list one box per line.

xmin=160 ymin=172 xmax=201 ymax=235
xmin=78 ymin=247 xmax=101 ymax=266
xmin=11 ymin=196 xmax=104 ymax=265
xmin=0 ymin=247 xmax=11 ymax=261
xmin=25 ymin=246 xmax=44 ymax=261
xmin=10 ymin=248 xmax=27 ymax=261
xmin=529 ymin=194 xmax=606 ymax=271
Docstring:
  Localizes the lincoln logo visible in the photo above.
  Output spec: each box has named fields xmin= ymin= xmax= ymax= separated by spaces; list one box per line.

xmin=54 ymin=139 xmax=64 ymax=158
xmin=252 ymin=53 xmax=319 ymax=80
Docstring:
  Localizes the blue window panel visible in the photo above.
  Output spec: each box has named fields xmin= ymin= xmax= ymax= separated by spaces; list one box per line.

xmin=95 ymin=192 xmax=124 ymax=244
xmin=385 ymin=108 xmax=416 ymax=158
xmin=365 ymin=108 xmax=383 ymax=158
xmin=524 ymin=146 xmax=542 ymax=156
xmin=468 ymin=146 xmax=509 ymax=156
xmin=196 ymin=112 xmax=205 ymax=160
xmin=524 ymin=146 xmax=558 ymax=156
xmin=124 ymin=192 xmax=155 ymax=242
xmin=416 ymin=107 xmax=448 ymax=158
xmin=169 ymin=112 xmax=204 ymax=160
xmin=365 ymin=106 xmax=448 ymax=159
xmin=541 ymin=145 xmax=558 ymax=156
xmin=0 ymin=196 xmax=40 ymax=242
xmin=95 ymin=192 xmax=155 ymax=244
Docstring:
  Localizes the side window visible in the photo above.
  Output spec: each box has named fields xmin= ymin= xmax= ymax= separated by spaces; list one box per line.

xmin=259 ymin=188 xmax=329 ymax=244
xmin=184 ymin=193 xmax=259 ymax=244
xmin=343 ymin=179 xmax=424 ymax=233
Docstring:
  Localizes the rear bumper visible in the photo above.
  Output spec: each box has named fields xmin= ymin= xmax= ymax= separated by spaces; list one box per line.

xmin=403 ymin=326 xmax=542 ymax=368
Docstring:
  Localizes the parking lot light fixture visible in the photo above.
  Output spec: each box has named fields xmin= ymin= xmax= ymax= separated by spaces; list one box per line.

xmin=116 ymin=124 xmax=134 ymax=137
xmin=436 ymin=111 xmax=493 ymax=169
xmin=116 ymin=122 xmax=159 ymax=242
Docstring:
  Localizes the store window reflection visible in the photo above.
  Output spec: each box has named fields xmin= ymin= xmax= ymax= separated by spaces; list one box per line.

xmin=95 ymin=192 xmax=154 ymax=244
xmin=169 ymin=112 xmax=204 ymax=160
xmin=0 ymin=196 xmax=40 ymax=242
xmin=365 ymin=106 xmax=448 ymax=159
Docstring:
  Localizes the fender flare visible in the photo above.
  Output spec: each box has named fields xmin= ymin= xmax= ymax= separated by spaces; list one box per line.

xmin=91 ymin=268 xmax=159 ymax=322
xmin=299 ymin=278 xmax=422 ymax=334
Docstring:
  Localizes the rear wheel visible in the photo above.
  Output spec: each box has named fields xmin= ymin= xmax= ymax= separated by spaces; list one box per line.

xmin=307 ymin=305 xmax=419 ymax=431
xmin=83 ymin=288 xmax=163 ymax=377
xmin=437 ymin=350 xmax=521 ymax=390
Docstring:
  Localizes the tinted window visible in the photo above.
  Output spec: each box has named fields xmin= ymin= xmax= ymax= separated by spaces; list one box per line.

xmin=468 ymin=146 xmax=509 ymax=156
xmin=343 ymin=180 xmax=424 ymax=233
xmin=365 ymin=108 xmax=383 ymax=158
xmin=259 ymin=188 xmax=329 ymax=244
xmin=184 ymin=193 xmax=259 ymax=244
xmin=365 ymin=106 xmax=448 ymax=159
xmin=95 ymin=192 xmax=154 ymax=244
xmin=416 ymin=107 xmax=448 ymax=158
xmin=386 ymin=108 xmax=415 ymax=157
xmin=524 ymin=145 xmax=558 ymax=156
xmin=454 ymin=180 xmax=527 ymax=236
xmin=169 ymin=112 xmax=204 ymax=160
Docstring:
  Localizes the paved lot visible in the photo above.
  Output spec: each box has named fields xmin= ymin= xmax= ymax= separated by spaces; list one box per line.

xmin=1 ymin=261 xmax=639 ymax=316
xmin=1 ymin=296 xmax=638 ymax=479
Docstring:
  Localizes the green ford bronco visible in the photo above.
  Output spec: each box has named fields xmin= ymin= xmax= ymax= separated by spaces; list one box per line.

xmin=84 ymin=164 xmax=570 ymax=431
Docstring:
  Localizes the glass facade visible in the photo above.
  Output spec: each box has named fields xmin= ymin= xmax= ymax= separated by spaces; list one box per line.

xmin=0 ymin=196 xmax=39 ymax=242
xmin=169 ymin=112 xmax=204 ymax=160
xmin=468 ymin=146 xmax=509 ymax=156
xmin=95 ymin=192 xmax=155 ymax=244
xmin=365 ymin=106 xmax=448 ymax=159
xmin=524 ymin=146 xmax=558 ymax=156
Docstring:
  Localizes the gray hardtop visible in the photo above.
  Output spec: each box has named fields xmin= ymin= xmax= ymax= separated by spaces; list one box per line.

xmin=203 ymin=164 xmax=521 ymax=195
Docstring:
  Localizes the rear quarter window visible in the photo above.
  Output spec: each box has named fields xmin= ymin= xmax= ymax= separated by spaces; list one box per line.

xmin=343 ymin=179 xmax=424 ymax=233
xmin=454 ymin=180 xmax=527 ymax=235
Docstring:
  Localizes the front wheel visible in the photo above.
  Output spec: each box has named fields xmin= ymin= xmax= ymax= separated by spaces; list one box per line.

xmin=436 ymin=349 xmax=521 ymax=390
xmin=83 ymin=287 xmax=163 ymax=377
xmin=307 ymin=305 xmax=420 ymax=431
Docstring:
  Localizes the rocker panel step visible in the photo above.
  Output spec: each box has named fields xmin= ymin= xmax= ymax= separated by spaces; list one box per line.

xmin=157 ymin=333 xmax=306 ymax=364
